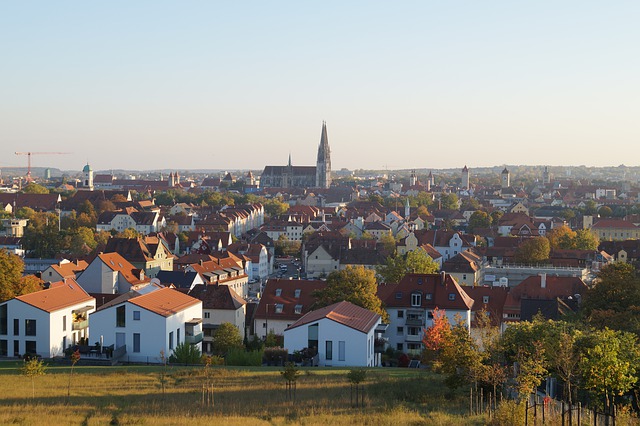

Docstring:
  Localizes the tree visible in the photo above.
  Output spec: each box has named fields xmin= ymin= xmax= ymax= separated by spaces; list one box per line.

xmin=376 ymin=249 xmax=439 ymax=284
xmin=514 ymin=340 xmax=548 ymax=402
xmin=68 ymin=226 xmax=98 ymax=256
xmin=583 ymin=262 xmax=640 ymax=335
xmin=379 ymin=233 xmax=397 ymax=254
xmin=22 ymin=183 xmax=49 ymax=194
xmin=169 ymin=342 xmax=202 ymax=364
xmin=468 ymin=211 xmax=491 ymax=232
xmin=116 ymin=228 xmax=140 ymax=239
xmin=598 ymin=206 xmax=613 ymax=218
xmin=67 ymin=349 xmax=80 ymax=403
xmin=574 ymin=229 xmax=599 ymax=250
xmin=22 ymin=357 xmax=47 ymax=398
xmin=490 ymin=210 xmax=504 ymax=225
xmin=264 ymin=198 xmax=289 ymax=217
xmin=0 ymin=250 xmax=42 ymax=302
xmin=546 ymin=225 xmax=577 ymax=250
xmin=439 ymin=193 xmax=459 ymax=210
xmin=580 ymin=328 xmax=640 ymax=415
xmin=212 ymin=322 xmax=243 ymax=356
xmin=513 ymin=236 xmax=550 ymax=264
xmin=313 ymin=266 xmax=388 ymax=322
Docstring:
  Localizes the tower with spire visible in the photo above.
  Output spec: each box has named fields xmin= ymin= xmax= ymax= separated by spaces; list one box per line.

xmin=461 ymin=165 xmax=469 ymax=190
xmin=316 ymin=121 xmax=332 ymax=189
xmin=81 ymin=163 xmax=94 ymax=191
xmin=501 ymin=167 xmax=510 ymax=189
xmin=409 ymin=169 xmax=417 ymax=187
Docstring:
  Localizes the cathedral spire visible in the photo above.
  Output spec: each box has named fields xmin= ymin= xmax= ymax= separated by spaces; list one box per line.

xmin=316 ymin=121 xmax=331 ymax=188
xmin=288 ymin=152 xmax=292 ymax=168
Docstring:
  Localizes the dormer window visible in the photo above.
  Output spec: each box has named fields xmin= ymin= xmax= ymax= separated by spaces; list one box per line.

xmin=275 ymin=289 xmax=282 ymax=297
xmin=425 ymin=293 xmax=432 ymax=300
xmin=294 ymin=289 xmax=301 ymax=298
xmin=417 ymin=278 xmax=423 ymax=284
xmin=411 ymin=293 xmax=421 ymax=307
xmin=294 ymin=304 xmax=303 ymax=314
xmin=395 ymin=292 xmax=403 ymax=299
xmin=449 ymin=293 xmax=456 ymax=301
xmin=274 ymin=304 xmax=283 ymax=314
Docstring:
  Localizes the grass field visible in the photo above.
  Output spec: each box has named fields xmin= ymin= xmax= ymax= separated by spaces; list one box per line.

xmin=0 ymin=360 xmax=489 ymax=425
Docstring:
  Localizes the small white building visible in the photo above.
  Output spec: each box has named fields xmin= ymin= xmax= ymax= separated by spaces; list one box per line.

xmin=284 ymin=301 xmax=384 ymax=367
xmin=0 ymin=279 xmax=96 ymax=358
xmin=89 ymin=287 xmax=202 ymax=363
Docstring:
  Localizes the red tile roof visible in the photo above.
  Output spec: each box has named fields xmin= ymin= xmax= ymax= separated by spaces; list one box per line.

xmin=286 ymin=301 xmax=380 ymax=334
xmin=382 ymin=273 xmax=474 ymax=311
xmin=255 ymin=279 xmax=327 ymax=321
xmin=129 ymin=287 xmax=201 ymax=317
xmin=16 ymin=278 xmax=93 ymax=313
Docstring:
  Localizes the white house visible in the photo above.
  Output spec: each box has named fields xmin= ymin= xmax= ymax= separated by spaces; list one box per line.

xmin=76 ymin=252 xmax=149 ymax=294
xmin=89 ymin=287 xmax=202 ymax=363
xmin=0 ymin=279 xmax=96 ymax=358
xmin=284 ymin=301 xmax=384 ymax=367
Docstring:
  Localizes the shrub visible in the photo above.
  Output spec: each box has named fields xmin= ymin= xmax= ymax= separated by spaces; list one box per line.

xmin=226 ymin=348 xmax=263 ymax=366
xmin=169 ymin=342 xmax=202 ymax=364
xmin=263 ymin=347 xmax=288 ymax=365
xmin=489 ymin=400 xmax=525 ymax=426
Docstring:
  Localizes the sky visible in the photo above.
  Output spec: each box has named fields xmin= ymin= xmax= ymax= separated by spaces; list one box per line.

xmin=1 ymin=1 xmax=639 ymax=173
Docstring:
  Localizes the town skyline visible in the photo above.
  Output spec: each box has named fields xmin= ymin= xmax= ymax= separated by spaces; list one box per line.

xmin=2 ymin=2 xmax=639 ymax=171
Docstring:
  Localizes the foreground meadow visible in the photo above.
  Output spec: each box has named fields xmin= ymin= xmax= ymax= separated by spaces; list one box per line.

xmin=0 ymin=361 xmax=487 ymax=425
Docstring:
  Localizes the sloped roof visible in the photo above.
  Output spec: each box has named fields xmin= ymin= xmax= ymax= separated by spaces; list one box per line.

xmin=128 ymin=287 xmax=201 ymax=317
xmin=97 ymin=252 xmax=147 ymax=285
xmin=51 ymin=260 xmax=89 ymax=279
xmin=285 ymin=301 xmax=380 ymax=334
xmin=188 ymin=284 xmax=246 ymax=310
xmin=155 ymin=271 xmax=201 ymax=289
xmin=592 ymin=219 xmax=638 ymax=230
xmin=255 ymin=279 xmax=326 ymax=320
xmin=382 ymin=273 xmax=475 ymax=311
xmin=16 ymin=278 xmax=93 ymax=313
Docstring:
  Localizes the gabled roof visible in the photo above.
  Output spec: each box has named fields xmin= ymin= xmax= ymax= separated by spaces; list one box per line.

xmin=15 ymin=278 xmax=93 ymax=313
xmin=155 ymin=271 xmax=201 ymax=289
xmin=592 ymin=219 xmax=638 ymax=230
xmin=49 ymin=260 xmax=89 ymax=279
xmin=128 ymin=287 xmax=201 ymax=317
xmin=97 ymin=252 xmax=147 ymax=285
xmin=381 ymin=273 xmax=474 ymax=311
xmin=285 ymin=301 xmax=380 ymax=334
xmin=188 ymin=284 xmax=246 ymax=310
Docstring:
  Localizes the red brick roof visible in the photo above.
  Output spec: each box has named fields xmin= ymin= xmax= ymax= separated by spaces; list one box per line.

xmin=129 ymin=287 xmax=201 ymax=317
xmin=16 ymin=278 xmax=93 ymax=313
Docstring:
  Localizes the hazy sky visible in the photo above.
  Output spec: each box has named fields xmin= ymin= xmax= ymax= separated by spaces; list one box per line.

xmin=1 ymin=1 xmax=639 ymax=173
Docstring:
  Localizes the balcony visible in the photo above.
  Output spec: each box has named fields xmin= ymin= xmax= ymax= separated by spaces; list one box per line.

xmin=185 ymin=332 xmax=204 ymax=345
xmin=405 ymin=334 xmax=422 ymax=343
xmin=72 ymin=319 xmax=89 ymax=330
xmin=405 ymin=316 xmax=424 ymax=326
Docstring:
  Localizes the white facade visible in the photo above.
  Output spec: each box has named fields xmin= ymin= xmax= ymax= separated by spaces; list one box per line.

xmin=0 ymin=297 xmax=95 ymax=358
xmin=89 ymin=296 xmax=202 ymax=363
xmin=284 ymin=316 xmax=381 ymax=367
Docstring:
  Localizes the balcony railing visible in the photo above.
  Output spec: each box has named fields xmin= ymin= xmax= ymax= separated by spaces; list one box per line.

xmin=185 ymin=332 xmax=204 ymax=345
xmin=405 ymin=317 xmax=424 ymax=326
xmin=405 ymin=334 xmax=422 ymax=342
xmin=72 ymin=319 xmax=89 ymax=330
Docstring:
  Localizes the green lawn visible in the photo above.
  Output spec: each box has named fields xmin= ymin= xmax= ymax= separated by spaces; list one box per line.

xmin=0 ymin=362 xmax=488 ymax=425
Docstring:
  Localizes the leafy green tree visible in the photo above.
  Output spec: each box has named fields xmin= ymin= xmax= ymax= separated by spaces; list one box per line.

xmin=547 ymin=225 xmax=577 ymax=250
xmin=490 ymin=210 xmax=504 ymax=225
xmin=468 ymin=210 xmax=491 ymax=232
xmin=598 ymin=206 xmax=613 ymax=218
xmin=580 ymin=328 xmax=640 ymax=414
xmin=212 ymin=322 xmax=243 ymax=356
xmin=573 ymin=229 xmax=599 ymax=250
xmin=22 ymin=357 xmax=47 ymax=398
xmin=439 ymin=193 xmax=459 ymax=210
xmin=313 ymin=266 xmax=388 ymax=322
xmin=22 ymin=212 xmax=62 ymax=258
xmin=513 ymin=236 xmax=550 ymax=264
xmin=22 ymin=183 xmax=49 ymax=194
xmin=264 ymin=197 xmax=289 ymax=217
xmin=583 ymin=262 xmax=640 ymax=335
xmin=68 ymin=226 xmax=98 ymax=256
xmin=116 ymin=228 xmax=140 ymax=239
xmin=376 ymin=249 xmax=439 ymax=284
xmin=514 ymin=340 xmax=548 ymax=402
xmin=169 ymin=342 xmax=202 ymax=364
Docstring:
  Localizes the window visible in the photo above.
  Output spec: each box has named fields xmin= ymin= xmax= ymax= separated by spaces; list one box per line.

xmin=338 ymin=341 xmax=345 ymax=361
xmin=396 ymin=343 xmax=403 ymax=351
xmin=25 ymin=319 xmax=36 ymax=336
xmin=397 ymin=310 xmax=404 ymax=318
xmin=169 ymin=331 xmax=174 ymax=350
xmin=25 ymin=340 xmax=36 ymax=355
xmin=417 ymin=278 xmax=423 ymax=284
xmin=177 ymin=328 xmax=180 ymax=345
xmin=133 ymin=311 xmax=141 ymax=321
xmin=294 ymin=304 xmax=303 ymax=315
xmin=396 ymin=326 xmax=404 ymax=335
xmin=116 ymin=305 xmax=126 ymax=328
xmin=462 ymin=274 xmax=467 ymax=280
xmin=483 ymin=296 xmax=490 ymax=304
xmin=133 ymin=333 xmax=140 ymax=353
xmin=395 ymin=292 xmax=402 ymax=299
xmin=274 ymin=304 xmax=283 ymax=314
xmin=448 ymin=293 xmax=456 ymax=301
xmin=411 ymin=293 xmax=421 ymax=307
xmin=62 ymin=315 xmax=66 ymax=332
xmin=275 ymin=289 xmax=282 ymax=297
xmin=326 ymin=340 xmax=333 ymax=360
xmin=13 ymin=319 xmax=19 ymax=336
xmin=294 ymin=289 xmax=301 ymax=298
xmin=0 ymin=304 xmax=6 ymax=335
xmin=204 ymin=312 xmax=210 ymax=319
xmin=0 ymin=339 xmax=7 ymax=356
xmin=13 ymin=340 xmax=19 ymax=356
xmin=425 ymin=293 xmax=432 ymax=300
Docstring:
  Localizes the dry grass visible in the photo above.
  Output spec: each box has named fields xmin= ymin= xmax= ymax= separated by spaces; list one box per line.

xmin=0 ymin=362 xmax=487 ymax=425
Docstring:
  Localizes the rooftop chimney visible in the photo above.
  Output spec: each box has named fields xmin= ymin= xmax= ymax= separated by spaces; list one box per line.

xmin=540 ymin=273 xmax=547 ymax=288
xmin=440 ymin=271 xmax=446 ymax=285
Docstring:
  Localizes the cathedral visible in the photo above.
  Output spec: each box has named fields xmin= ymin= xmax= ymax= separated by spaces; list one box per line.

xmin=260 ymin=122 xmax=332 ymax=189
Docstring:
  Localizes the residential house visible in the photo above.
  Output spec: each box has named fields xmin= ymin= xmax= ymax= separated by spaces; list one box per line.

xmin=254 ymin=279 xmax=327 ymax=339
xmin=185 ymin=254 xmax=249 ymax=298
xmin=284 ymin=301 xmax=384 ymax=367
xmin=227 ymin=242 xmax=270 ymax=283
xmin=103 ymin=236 xmax=174 ymax=278
xmin=155 ymin=270 xmax=205 ymax=292
xmin=89 ymin=287 xmax=202 ymax=363
xmin=587 ymin=218 xmax=640 ymax=241
xmin=0 ymin=279 xmax=95 ymax=358
xmin=188 ymin=284 xmax=247 ymax=352
xmin=442 ymin=248 xmax=485 ymax=286
xmin=76 ymin=252 xmax=149 ymax=294
xmin=379 ymin=272 xmax=474 ymax=355
xmin=41 ymin=259 xmax=89 ymax=283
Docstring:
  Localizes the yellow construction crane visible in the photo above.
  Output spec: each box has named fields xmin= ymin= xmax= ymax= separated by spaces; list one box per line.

xmin=14 ymin=151 xmax=71 ymax=182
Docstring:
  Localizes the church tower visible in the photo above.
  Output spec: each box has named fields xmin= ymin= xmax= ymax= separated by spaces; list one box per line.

xmin=316 ymin=121 xmax=332 ymax=189
xmin=82 ymin=163 xmax=94 ymax=191
xmin=462 ymin=165 xmax=469 ymax=190
xmin=542 ymin=166 xmax=551 ymax=185
xmin=501 ymin=167 xmax=510 ymax=189
xmin=409 ymin=169 xmax=417 ymax=187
